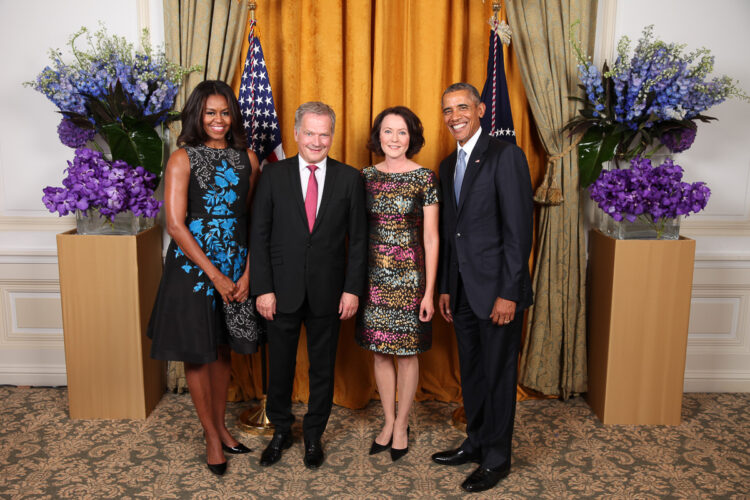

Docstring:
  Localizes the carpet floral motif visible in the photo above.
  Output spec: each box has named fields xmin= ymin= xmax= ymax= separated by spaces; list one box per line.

xmin=0 ymin=387 xmax=748 ymax=499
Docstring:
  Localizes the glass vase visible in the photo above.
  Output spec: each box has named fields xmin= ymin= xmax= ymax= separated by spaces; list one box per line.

xmin=601 ymin=212 xmax=681 ymax=240
xmin=76 ymin=208 xmax=140 ymax=235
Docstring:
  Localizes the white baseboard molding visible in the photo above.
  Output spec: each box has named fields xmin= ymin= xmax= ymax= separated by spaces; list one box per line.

xmin=683 ymin=370 xmax=750 ymax=393
xmin=0 ymin=364 xmax=67 ymax=387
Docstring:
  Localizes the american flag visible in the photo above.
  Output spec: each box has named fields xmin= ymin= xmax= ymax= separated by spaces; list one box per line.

xmin=238 ymin=19 xmax=284 ymax=167
xmin=480 ymin=17 xmax=516 ymax=144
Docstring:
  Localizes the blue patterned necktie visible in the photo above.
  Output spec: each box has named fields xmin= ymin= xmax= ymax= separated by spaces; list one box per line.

xmin=454 ymin=149 xmax=467 ymax=203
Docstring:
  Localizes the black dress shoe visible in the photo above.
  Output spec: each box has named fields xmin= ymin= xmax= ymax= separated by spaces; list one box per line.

xmin=461 ymin=465 xmax=511 ymax=493
xmin=222 ymin=442 xmax=252 ymax=454
xmin=390 ymin=426 xmax=410 ymax=462
xmin=206 ymin=461 xmax=227 ymax=476
xmin=303 ymin=438 xmax=324 ymax=469
xmin=431 ymin=448 xmax=481 ymax=466
xmin=369 ymin=436 xmax=392 ymax=455
xmin=259 ymin=432 xmax=293 ymax=466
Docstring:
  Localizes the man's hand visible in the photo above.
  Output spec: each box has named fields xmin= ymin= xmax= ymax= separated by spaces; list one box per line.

xmin=338 ymin=292 xmax=359 ymax=320
xmin=490 ymin=297 xmax=516 ymax=326
xmin=256 ymin=292 xmax=277 ymax=321
xmin=438 ymin=294 xmax=453 ymax=323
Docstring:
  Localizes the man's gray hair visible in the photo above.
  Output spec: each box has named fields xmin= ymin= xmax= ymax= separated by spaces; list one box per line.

xmin=442 ymin=82 xmax=481 ymax=104
xmin=294 ymin=101 xmax=336 ymax=134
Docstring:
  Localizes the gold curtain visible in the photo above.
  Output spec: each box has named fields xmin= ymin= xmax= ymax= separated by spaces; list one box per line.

xmin=162 ymin=0 xmax=251 ymax=392
xmin=224 ymin=0 xmax=546 ymax=409
xmin=507 ymin=0 xmax=596 ymax=399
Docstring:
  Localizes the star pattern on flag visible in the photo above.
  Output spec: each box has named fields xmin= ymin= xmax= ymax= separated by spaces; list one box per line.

xmin=238 ymin=20 xmax=284 ymax=166
xmin=489 ymin=128 xmax=516 ymax=138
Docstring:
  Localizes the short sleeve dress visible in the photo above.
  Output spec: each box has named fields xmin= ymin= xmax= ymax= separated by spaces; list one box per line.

xmin=355 ymin=166 xmax=440 ymax=355
xmin=147 ymin=144 xmax=253 ymax=364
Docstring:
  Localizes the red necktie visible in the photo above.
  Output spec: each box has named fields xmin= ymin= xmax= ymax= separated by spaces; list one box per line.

xmin=305 ymin=165 xmax=318 ymax=232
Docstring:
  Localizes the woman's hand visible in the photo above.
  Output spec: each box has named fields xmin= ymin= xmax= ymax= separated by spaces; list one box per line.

xmin=232 ymin=272 xmax=250 ymax=302
xmin=419 ymin=295 xmax=434 ymax=322
xmin=211 ymin=273 xmax=237 ymax=304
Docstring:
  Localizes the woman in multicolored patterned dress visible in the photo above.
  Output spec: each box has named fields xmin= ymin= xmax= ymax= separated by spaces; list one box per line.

xmin=147 ymin=81 xmax=259 ymax=476
xmin=355 ymin=106 xmax=439 ymax=461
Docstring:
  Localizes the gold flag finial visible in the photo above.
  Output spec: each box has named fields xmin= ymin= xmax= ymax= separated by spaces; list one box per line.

xmin=492 ymin=1 xmax=501 ymax=20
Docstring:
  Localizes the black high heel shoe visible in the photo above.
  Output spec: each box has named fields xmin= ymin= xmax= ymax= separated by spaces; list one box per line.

xmin=390 ymin=426 xmax=410 ymax=462
xmin=222 ymin=442 xmax=252 ymax=454
xmin=369 ymin=436 xmax=392 ymax=455
xmin=206 ymin=461 xmax=227 ymax=476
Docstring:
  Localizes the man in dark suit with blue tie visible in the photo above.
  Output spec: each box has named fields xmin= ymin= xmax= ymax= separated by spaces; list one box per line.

xmin=432 ymin=83 xmax=533 ymax=493
xmin=250 ymin=101 xmax=367 ymax=469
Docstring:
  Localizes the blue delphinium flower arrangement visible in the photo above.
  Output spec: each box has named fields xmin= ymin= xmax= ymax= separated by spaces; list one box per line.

xmin=567 ymin=24 xmax=748 ymax=187
xmin=42 ymin=147 xmax=162 ymax=220
xmin=26 ymin=24 xmax=199 ymax=176
xmin=589 ymin=156 xmax=711 ymax=238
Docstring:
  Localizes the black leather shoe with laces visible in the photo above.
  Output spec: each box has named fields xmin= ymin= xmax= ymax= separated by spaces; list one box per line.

xmin=460 ymin=465 xmax=510 ymax=493
xmin=303 ymin=438 xmax=324 ymax=469
xmin=259 ymin=432 xmax=293 ymax=466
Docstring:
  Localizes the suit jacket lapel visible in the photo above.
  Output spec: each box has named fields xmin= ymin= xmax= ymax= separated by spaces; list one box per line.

xmin=457 ymin=133 xmax=489 ymax=215
xmin=287 ymin=155 xmax=309 ymax=229
xmin=312 ymin=158 xmax=338 ymax=233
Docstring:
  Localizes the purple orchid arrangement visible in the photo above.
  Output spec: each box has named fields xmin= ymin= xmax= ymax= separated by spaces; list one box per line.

xmin=589 ymin=156 xmax=710 ymax=238
xmin=42 ymin=147 xmax=162 ymax=220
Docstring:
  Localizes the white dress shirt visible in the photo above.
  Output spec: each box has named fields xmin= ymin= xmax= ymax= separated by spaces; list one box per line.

xmin=454 ymin=126 xmax=483 ymax=182
xmin=298 ymin=156 xmax=327 ymax=215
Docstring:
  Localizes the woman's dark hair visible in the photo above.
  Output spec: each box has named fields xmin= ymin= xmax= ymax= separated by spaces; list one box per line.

xmin=367 ymin=106 xmax=425 ymax=158
xmin=177 ymin=80 xmax=247 ymax=149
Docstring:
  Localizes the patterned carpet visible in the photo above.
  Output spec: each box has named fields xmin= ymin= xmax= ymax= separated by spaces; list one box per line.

xmin=1 ymin=387 xmax=749 ymax=499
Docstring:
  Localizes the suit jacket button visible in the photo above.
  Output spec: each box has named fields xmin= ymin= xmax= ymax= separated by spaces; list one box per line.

xmin=456 ymin=233 xmax=462 ymax=238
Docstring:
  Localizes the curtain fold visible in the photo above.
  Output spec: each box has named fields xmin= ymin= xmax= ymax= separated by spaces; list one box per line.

xmin=506 ymin=0 xmax=596 ymax=399
xmin=162 ymin=0 xmax=250 ymax=392
xmin=164 ymin=0 xmax=546 ymax=408
xmin=163 ymin=0 xmax=249 ymax=150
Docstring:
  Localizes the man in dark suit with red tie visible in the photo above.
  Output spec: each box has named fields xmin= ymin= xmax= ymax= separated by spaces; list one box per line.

xmin=432 ymin=83 xmax=533 ymax=493
xmin=250 ymin=101 xmax=367 ymax=469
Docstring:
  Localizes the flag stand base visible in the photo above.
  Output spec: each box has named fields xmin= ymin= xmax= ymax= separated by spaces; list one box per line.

xmin=238 ymin=395 xmax=274 ymax=435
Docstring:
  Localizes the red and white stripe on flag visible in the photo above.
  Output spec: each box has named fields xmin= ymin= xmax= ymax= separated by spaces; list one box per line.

xmin=238 ymin=19 xmax=284 ymax=168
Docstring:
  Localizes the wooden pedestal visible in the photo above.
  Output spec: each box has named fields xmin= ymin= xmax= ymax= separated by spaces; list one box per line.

xmin=586 ymin=229 xmax=696 ymax=425
xmin=57 ymin=226 xmax=165 ymax=419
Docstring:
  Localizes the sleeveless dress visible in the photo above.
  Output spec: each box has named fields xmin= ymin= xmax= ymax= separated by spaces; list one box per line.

xmin=148 ymin=144 xmax=252 ymax=364
xmin=355 ymin=166 xmax=440 ymax=355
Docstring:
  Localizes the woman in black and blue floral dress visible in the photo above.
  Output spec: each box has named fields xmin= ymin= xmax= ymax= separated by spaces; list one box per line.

xmin=147 ymin=81 xmax=259 ymax=476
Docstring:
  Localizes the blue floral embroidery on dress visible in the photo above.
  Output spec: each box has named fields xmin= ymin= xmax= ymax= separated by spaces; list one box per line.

xmin=177 ymin=159 xmax=247 ymax=308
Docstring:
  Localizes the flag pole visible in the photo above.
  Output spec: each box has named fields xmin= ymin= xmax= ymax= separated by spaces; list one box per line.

xmin=237 ymin=0 xmax=273 ymax=435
